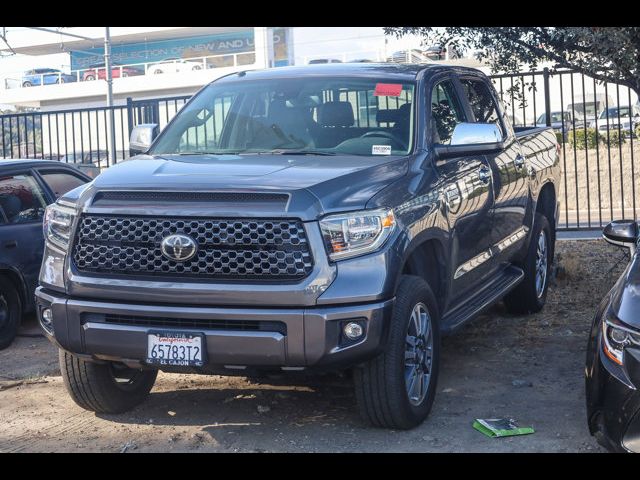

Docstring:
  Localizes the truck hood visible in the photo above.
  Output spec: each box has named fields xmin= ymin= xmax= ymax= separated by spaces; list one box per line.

xmin=79 ymin=153 xmax=409 ymax=220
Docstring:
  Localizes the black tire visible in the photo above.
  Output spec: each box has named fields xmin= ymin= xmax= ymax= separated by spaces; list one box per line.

xmin=22 ymin=81 xmax=32 ymax=87
xmin=0 ymin=276 xmax=21 ymax=350
xmin=84 ymin=75 xmax=95 ymax=81
xmin=353 ymin=275 xmax=440 ymax=429
xmin=503 ymin=212 xmax=553 ymax=314
xmin=59 ymin=349 xmax=158 ymax=414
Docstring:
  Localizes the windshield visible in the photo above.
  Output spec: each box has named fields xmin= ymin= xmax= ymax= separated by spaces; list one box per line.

xmin=600 ymin=107 xmax=631 ymax=119
xmin=149 ymin=76 xmax=415 ymax=157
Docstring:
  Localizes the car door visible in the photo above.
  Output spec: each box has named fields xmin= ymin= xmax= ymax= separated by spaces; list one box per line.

xmin=428 ymin=76 xmax=496 ymax=301
xmin=0 ymin=169 xmax=50 ymax=307
xmin=458 ymin=76 xmax=530 ymax=266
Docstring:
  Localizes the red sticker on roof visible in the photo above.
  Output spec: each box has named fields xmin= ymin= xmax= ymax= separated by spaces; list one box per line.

xmin=374 ymin=83 xmax=403 ymax=97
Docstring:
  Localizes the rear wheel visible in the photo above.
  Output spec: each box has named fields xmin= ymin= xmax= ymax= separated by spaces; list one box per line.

xmin=0 ymin=276 xmax=21 ymax=350
xmin=59 ymin=349 xmax=158 ymax=413
xmin=84 ymin=75 xmax=95 ymax=81
xmin=504 ymin=212 xmax=553 ymax=314
xmin=353 ymin=275 xmax=440 ymax=429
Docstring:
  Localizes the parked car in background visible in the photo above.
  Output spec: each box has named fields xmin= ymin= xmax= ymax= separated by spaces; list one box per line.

xmin=535 ymin=111 xmax=580 ymax=139
xmin=22 ymin=68 xmax=77 ymax=87
xmin=589 ymin=105 xmax=640 ymax=137
xmin=386 ymin=49 xmax=430 ymax=63
xmin=586 ymin=220 xmax=640 ymax=452
xmin=308 ymin=58 xmax=342 ymax=64
xmin=0 ymin=160 xmax=90 ymax=349
xmin=37 ymin=64 xmax=560 ymax=429
xmin=81 ymin=63 xmax=145 ymax=81
xmin=147 ymin=58 xmax=205 ymax=75
xmin=423 ymin=44 xmax=461 ymax=60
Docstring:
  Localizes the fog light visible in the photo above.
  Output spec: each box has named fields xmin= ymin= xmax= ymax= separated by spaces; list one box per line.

xmin=40 ymin=308 xmax=53 ymax=333
xmin=343 ymin=322 xmax=364 ymax=340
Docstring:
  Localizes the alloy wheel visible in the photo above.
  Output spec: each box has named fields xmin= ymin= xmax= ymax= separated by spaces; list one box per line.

xmin=404 ymin=302 xmax=433 ymax=406
xmin=535 ymin=230 xmax=549 ymax=298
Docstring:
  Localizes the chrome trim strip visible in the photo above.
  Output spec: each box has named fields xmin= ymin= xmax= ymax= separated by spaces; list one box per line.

xmin=493 ymin=226 xmax=528 ymax=254
xmin=454 ymin=249 xmax=493 ymax=279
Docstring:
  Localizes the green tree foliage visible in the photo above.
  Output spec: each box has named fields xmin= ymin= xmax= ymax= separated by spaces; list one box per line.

xmin=385 ymin=27 xmax=640 ymax=94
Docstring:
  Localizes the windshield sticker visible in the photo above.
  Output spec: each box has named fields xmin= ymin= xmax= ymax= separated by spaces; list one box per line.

xmin=372 ymin=145 xmax=392 ymax=155
xmin=374 ymin=83 xmax=403 ymax=97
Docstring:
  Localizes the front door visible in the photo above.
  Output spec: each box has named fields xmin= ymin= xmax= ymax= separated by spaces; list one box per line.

xmin=428 ymin=77 xmax=496 ymax=302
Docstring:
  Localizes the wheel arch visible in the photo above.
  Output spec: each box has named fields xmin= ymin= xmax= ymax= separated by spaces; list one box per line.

xmin=396 ymin=232 xmax=449 ymax=315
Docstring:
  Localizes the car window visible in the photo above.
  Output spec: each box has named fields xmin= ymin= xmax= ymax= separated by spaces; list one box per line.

xmin=430 ymin=80 xmax=466 ymax=145
xmin=0 ymin=173 xmax=48 ymax=224
xmin=460 ymin=78 xmax=505 ymax=138
xmin=39 ymin=171 xmax=88 ymax=199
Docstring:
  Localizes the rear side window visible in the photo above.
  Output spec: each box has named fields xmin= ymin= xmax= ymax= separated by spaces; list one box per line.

xmin=460 ymin=78 xmax=505 ymax=137
xmin=0 ymin=174 xmax=48 ymax=224
xmin=39 ymin=171 xmax=87 ymax=199
xmin=430 ymin=80 xmax=466 ymax=145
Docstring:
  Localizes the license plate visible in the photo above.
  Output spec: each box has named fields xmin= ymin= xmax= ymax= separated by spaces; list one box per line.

xmin=146 ymin=331 xmax=205 ymax=367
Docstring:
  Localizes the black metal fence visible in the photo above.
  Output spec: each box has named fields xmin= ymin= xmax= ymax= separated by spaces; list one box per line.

xmin=0 ymin=95 xmax=190 ymax=169
xmin=1 ymin=70 xmax=639 ymax=231
xmin=489 ymin=68 xmax=639 ymax=231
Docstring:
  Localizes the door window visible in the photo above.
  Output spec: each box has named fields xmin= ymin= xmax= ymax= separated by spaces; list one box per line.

xmin=39 ymin=171 xmax=88 ymax=199
xmin=0 ymin=173 xmax=48 ymax=224
xmin=430 ymin=80 xmax=466 ymax=144
xmin=459 ymin=78 xmax=505 ymax=138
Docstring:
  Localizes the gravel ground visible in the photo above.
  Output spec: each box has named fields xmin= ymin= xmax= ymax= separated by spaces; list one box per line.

xmin=0 ymin=239 xmax=629 ymax=453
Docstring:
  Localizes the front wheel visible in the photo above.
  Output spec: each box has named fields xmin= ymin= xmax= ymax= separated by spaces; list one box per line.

xmin=59 ymin=349 xmax=158 ymax=413
xmin=503 ymin=212 xmax=553 ymax=314
xmin=353 ymin=275 xmax=440 ymax=429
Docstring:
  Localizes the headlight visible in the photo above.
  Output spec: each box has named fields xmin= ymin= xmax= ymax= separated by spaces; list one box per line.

xmin=602 ymin=313 xmax=640 ymax=365
xmin=319 ymin=208 xmax=396 ymax=261
xmin=43 ymin=202 xmax=76 ymax=251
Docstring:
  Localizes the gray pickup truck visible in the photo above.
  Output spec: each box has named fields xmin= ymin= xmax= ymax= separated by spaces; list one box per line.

xmin=36 ymin=63 xmax=560 ymax=429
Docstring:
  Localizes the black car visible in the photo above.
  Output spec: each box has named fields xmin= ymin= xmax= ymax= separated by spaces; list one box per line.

xmin=0 ymin=160 xmax=90 ymax=349
xmin=586 ymin=220 xmax=640 ymax=452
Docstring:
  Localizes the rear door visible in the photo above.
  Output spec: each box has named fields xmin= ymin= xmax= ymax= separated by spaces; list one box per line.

xmin=458 ymin=75 xmax=530 ymax=265
xmin=0 ymin=169 xmax=50 ymax=306
xmin=428 ymin=75 xmax=496 ymax=301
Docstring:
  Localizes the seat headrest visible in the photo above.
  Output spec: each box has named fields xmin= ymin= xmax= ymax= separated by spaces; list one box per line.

xmin=317 ymin=101 xmax=354 ymax=127
xmin=376 ymin=109 xmax=400 ymax=124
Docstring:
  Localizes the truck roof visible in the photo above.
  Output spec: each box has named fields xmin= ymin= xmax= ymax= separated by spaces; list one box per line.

xmin=214 ymin=62 xmax=481 ymax=83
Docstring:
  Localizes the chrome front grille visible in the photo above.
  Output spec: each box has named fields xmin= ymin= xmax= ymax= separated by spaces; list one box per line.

xmin=72 ymin=215 xmax=314 ymax=280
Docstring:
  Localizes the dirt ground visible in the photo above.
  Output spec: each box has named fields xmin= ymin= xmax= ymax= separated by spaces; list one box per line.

xmin=0 ymin=239 xmax=629 ymax=453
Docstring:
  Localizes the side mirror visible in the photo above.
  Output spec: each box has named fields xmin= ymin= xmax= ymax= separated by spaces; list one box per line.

xmin=434 ymin=122 xmax=504 ymax=160
xmin=129 ymin=123 xmax=159 ymax=156
xmin=603 ymin=220 xmax=638 ymax=254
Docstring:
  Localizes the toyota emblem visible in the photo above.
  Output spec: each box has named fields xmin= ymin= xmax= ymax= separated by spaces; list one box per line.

xmin=161 ymin=234 xmax=198 ymax=262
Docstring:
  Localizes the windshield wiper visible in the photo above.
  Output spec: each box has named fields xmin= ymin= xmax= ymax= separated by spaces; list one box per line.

xmin=173 ymin=151 xmax=244 ymax=155
xmin=266 ymin=149 xmax=337 ymax=156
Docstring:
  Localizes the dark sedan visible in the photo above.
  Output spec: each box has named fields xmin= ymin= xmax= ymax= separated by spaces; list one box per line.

xmin=586 ymin=220 xmax=640 ymax=452
xmin=0 ymin=160 xmax=90 ymax=349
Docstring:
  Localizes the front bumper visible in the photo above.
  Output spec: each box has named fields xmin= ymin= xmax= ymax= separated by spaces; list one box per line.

xmin=586 ymin=316 xmax=640 ymax=452
xmin=35 ymin=287 xmax=393 ymax=372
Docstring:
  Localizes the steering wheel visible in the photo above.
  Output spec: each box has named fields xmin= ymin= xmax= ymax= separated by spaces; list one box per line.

xmin=360 ymin=131 xmax=408 ymax=150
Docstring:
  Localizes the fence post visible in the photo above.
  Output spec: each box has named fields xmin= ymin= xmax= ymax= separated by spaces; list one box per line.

xmin=126 ymin=97 xmax=134 ymax=137
xmin=543 ymin=68 xmax=551 ymax=127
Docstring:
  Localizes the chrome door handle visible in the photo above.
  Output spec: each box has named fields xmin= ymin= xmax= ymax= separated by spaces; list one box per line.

xmin=514 ymin=154 xmax=525 ymax=170
xmin=478 ymin=166 xmax=491 ymax=183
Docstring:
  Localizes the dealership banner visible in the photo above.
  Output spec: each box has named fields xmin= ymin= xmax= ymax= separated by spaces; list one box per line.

xmin=70 ymin=29 xmax=290 ymax=70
